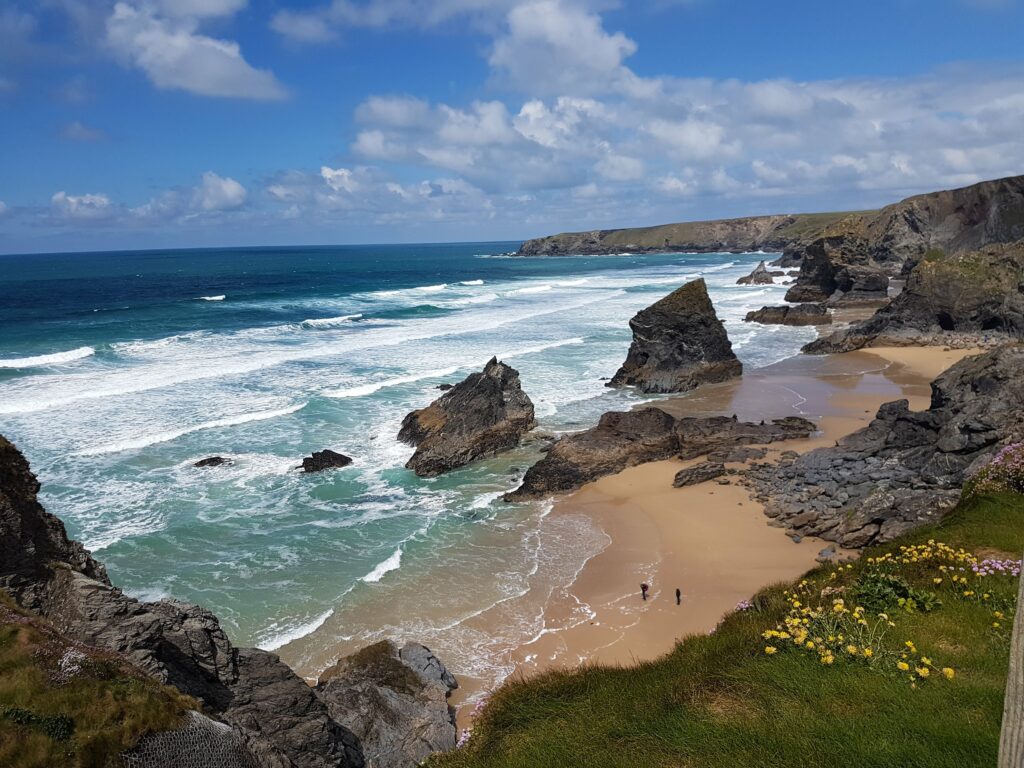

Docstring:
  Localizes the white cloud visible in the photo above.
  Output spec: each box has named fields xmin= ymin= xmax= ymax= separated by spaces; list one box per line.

xmin=105 ymin=2 xmax=286 ymax=100
xmin=270 ymin=10 xmax=336 ymax=43
xmin=321 ymin=166 xmax=359 ymax=193
xmin=192 ymin=172 xmax=247 ymax=211
xmin=51 ymin=191 xmax=114 ymax=219
xmin=60 ymin=121 xmax=106 ymax=142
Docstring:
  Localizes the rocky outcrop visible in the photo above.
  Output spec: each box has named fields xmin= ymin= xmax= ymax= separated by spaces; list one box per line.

xmin=673 ymin=462 xmax=727 ymax=487
xmin=744 ymin=345 xmax=1024 ymax=547
xmin=608 ymin=279 xmax=742 ymax=394
xmin=736 ymin=261 xmax=775 ymax=285
xmin=805 ymin=242 xmax=1024 ymax=353
xmin=316 ymin=641 xmax=458 ymax=768
xmin=0 ymin=435 xmax=365 ymax=768
xmin=785 ymin=175 xmax=1024 ymax=305
xmin=745 ymin=304 xmax=832 ymax=326
xmin=506 ymin=409 xmax=816 ymax=500
xmin=302 ymin=450 xmax=354 ymax=473
xmin=195 ymin=456 xmax=233 ymax=468
xmin=516 ymin=212 xmax=853 ymax=256
xmin=399 ymin=358 xmax=535 ymax=477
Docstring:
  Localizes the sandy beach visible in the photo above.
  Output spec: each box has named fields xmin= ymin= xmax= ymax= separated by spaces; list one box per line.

xmin=447 ymin=345 xmax=981 ymax=724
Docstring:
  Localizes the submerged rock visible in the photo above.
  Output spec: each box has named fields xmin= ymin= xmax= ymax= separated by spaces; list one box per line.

xmin=805 ymin=241 xmax=1024 ymax=353
xmin=736 ymin=260 xmax=775 ymax=285
xmin=302 ymin=449 xmax=354 ymax=473
xmin=399 ymin=358 xmax=535 ymax=477
xmin=745 ymin=345 xmax=1024 ymax=548
xmin=507 ymin=410 xmax=816 ymax=500
xmin=195 ymin=456 xmax=233 ymax=468
xmin=316 ymin=641 xmax=458 ymax=768
xmin=608 ymin=279 xmax=742 ymax=394
xmin=745 ymin=304 xmax=832 ymax=326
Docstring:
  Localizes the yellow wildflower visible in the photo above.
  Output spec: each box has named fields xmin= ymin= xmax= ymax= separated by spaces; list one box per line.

xmin=917 ymin=667 xmax=930 ymax=678
xmin=765 ymin=646 xmax=778 ymax=655
xmin=897 ymin=661 xmax=910 ymax=671
xmin=846 ymin=645 xmax=858 ymax=655
xmin=943 ymin=668 xmax=955 ymax=680
xmin=863 ymin=648 xmax=874 ymax=658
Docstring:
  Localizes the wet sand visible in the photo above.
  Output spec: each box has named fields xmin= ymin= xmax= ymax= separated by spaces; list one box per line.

xmin=447 ymin=345 xmax=981 ymax=726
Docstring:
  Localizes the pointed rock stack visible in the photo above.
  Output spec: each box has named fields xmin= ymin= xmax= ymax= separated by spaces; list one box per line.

xmin=608 ymin=278 xmax=742 ymax=394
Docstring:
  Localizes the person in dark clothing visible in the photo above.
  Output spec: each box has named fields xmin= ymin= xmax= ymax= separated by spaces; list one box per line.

xmin=675 ymin=588 xmax=681 ymax=605
xmin=640 ymin=583 xmax=649 ymax=601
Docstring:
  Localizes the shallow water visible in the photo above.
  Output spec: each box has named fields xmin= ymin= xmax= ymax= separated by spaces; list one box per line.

xmin=0 ymin=242 xmax=817 ymax=690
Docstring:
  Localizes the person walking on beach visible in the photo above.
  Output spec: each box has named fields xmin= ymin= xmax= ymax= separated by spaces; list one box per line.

xmin=640 ymin=583 xmax=649 ymax=601
xmin=676 ymin=588 xmax=681 ymax=605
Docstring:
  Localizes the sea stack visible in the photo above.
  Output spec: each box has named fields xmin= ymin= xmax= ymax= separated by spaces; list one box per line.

xmin=399 ymin=358 xmax=536 ymax=477
xmin=736 ymin=260 xmax=775 ymax=285
xmin=608 ymin=278 xmax=742 ymax=393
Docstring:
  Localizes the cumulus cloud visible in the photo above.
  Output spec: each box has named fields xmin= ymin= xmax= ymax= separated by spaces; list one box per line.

xmin=51 ymin=191 xmax=114 ymax=219
xmin=191 ymin=172 xmax=247 ymax=211
xmin=105 ymin=1 xmax=286 ymax=100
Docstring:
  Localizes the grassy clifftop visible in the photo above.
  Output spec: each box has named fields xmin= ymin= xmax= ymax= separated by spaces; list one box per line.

xmin=434 ymin=491 xmax=1022 ymax=768
xmin=0 ymin=597 xmax=195 ymax=768
xmin=518 ymin=210 xmax=874 ymax=256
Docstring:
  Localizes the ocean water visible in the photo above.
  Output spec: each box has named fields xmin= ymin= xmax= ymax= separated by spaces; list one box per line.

xmin=0 ymin=242 xmax=816 ymax=688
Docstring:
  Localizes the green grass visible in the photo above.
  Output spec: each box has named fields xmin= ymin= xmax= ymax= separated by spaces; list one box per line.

xmin=434 ymin=492 xmax=1022 ymax=768
xmin=0 ymin=597 xmax=196 ymax=768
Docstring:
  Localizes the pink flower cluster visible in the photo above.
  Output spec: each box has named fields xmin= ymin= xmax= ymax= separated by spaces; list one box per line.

xmin=968 ymin=442 xmax=1024 ymax=496
xmin=972 ymin=558 xmax=1022 ymax=578
xmin=735 ymin=599 xmax=753 ymax=612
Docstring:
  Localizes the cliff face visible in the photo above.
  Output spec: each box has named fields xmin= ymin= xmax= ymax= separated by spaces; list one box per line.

xmin=517 ymin=212 xmax=856 ymax=256
xmin=784 ymin=175 xmax=1024 ymax=303
xmin=608 ymin=279 xmax=742 ymax=394
xmin=804 ymin=241 xmax=1024 ymax=353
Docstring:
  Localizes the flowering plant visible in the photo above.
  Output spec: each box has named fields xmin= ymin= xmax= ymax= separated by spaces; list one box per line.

xmin=966 ymin=442 xmax=1024 ymax=497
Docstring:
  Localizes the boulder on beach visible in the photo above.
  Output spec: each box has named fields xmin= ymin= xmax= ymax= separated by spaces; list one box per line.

xmin=736 ymin=260 xmax=775 ymax=285
xmin=608 ymin=279 xmax=742 ymax=394
xmin=745 ymin=304 xmax=832 ymax=326
xmin=399 ymin=358 xmax=535 ymax=477
xmin=673 ymin=461 xmax=727 ymax=487
xmin=316 ymin=640 xmax=458 ymax=768
xmin=302 ymin=449 xmax=354 ymax=473
xmin=507 ymin=409 xmax=816 ymax=500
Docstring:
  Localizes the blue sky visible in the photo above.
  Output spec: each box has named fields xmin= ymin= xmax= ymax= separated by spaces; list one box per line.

xmin=1 ymin=0 xmax=1023 ymax=254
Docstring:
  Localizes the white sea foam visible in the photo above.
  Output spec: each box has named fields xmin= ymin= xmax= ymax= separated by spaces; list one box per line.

xmin=509 ymin=284 xmax=552 ymax=295
xmin=499 ymin=337 xmax=585 ymax=359
xmin=258 ymin=609 xmax=336 ymax=651
xmin=301 ymin=314 xmax=363 ymax=329
xmin=198 ymin=295 xmax=226 ymax=301
xmin=75 ymin=402 xmax=307 ymax=456
xmin=0 ymin=346 xmax=95 ymax=369
xmin=325 ymin=367 xmax=461 ymax=399
xmin=459 ymin=279 xmax=484 ymax=285
xmin=361 ymin=548 xmax=403 ymax=583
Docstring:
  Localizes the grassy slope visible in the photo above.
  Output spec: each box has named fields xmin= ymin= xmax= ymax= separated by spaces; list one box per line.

xmin=562 ymin=211 xmax=875 ymax=250
xmin=0 ymin=597 xmax=195 ymax=768
xmin=435 ymin=492 xmax=1022 ymax=768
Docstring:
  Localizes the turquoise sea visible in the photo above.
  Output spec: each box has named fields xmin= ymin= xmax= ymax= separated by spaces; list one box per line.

xmin=0 ymin=242 xmax=817 ymax=689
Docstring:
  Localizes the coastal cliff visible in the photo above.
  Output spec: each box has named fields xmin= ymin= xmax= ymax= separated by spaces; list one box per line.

xmin=0 ymin=436 xmax=458 ymax=768
xmin=517 ymin=211 xmax=857 ymax=256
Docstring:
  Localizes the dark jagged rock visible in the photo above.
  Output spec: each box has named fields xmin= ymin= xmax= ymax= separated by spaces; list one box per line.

xmin=785 ymin=175 xmax=1024 ymax=305
xmin=744 ymin=345 xmax=1024 ymax=548
xmin=745 ymin=304 xmax=832 ymax=326
xmin=673 ymin=462 xmax=727 ymax=487
xmin=736 ymin=260 xmax=774 ymax=285
xmin=608 ymin=279 xmax=742 ymax=394
xmin=195 ymin=456 xmax=233 ymax=468
xmin=316 ymin=641 xmax=458 ymax=768
xmin=805 ymin=242 xmax=1024 ymax=353
xmin=707 ymin=446 xmax=768 ymax=463
xmin=399 ymin=358 xmax=535 ymax=477
xmin=506 ymin=409 xmax=816 ymax=500
xmin=302 ymin=449 xmax=354 ymax=473
xmin=0 ymin=435 xmax=366 ymax=768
